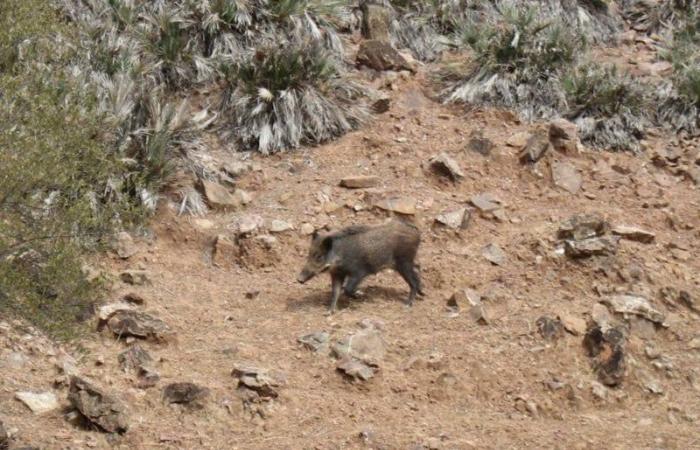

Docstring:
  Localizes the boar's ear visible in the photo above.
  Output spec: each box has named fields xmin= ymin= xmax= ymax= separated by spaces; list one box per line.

xmin=320 ymin=235 xmax=334 ymax=254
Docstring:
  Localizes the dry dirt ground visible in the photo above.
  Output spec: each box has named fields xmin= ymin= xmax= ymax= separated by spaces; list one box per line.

xmin=2 ymin=62 xmax=700 ymax=449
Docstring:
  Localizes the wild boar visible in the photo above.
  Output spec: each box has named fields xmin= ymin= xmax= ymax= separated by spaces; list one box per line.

xmin=297 ymin=219 xmax=424 ymax=313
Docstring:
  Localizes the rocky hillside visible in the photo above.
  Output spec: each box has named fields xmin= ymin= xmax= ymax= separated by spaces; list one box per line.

xmin=1 ymin=1 xmax=699 ymax=449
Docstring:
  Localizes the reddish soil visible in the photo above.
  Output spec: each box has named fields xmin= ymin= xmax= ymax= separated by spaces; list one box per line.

xmin=1 ymin=71 xmax=699 ymax=449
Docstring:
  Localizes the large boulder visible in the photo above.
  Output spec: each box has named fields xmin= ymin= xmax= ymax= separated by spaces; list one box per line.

xmin=68 ymin=376 xmax=129 ymax=434
xmin=357 ymin=40 xmax=413 ymax=72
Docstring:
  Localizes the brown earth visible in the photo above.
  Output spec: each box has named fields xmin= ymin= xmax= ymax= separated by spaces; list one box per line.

xmin=2 ymin=63 xmax=700 ymax=449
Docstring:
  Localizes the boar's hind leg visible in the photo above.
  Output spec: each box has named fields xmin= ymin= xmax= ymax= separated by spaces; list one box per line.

xmin=328 ymin=273 xmax=343 ymax=313
xmin=343 ymin=272 xmax=366 ymax=298
xmin=396 ymin=261 xmax=421 ymax=306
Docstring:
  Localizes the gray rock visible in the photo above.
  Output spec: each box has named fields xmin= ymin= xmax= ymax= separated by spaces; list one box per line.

xmin=447 ymin=288 xmax=480 ymax=309
xmin=162 ymin=383 xmax=209 ymax=408
xmin=361 ymin=3 xmax=392 ymax=41
xmin=506 ymin=131 xmax=531 ymax=148
xmin=470 ymin=193 xmax=502 ymax=213
xmin=429 ymin=153 xmax=464 ymax=181
xmin=611 ymin=225 xmax=656 ymax=243
xmin=332 ymin=327 xmax=386 ymax=367
xmin=435 ymin=208 xmax=469 ymax=230
xmin=467 ymin=130 xmax=494 ymax=156
xmin=222 ymin=161 xmax=253 ymax=178
xmin=106 ymin=310 xmax=173 ymax=342
xmin=340 ymin=175 xmax=380 ymax=189
xmin=200 ymin=180 xmax=241 ymax=210
xmin=337 ymin=357 xmax=376 ymax=381
xmin=4 ymin=352 xmax=28 ymax=369
xmin=549 ymin=118 xmax=580 ymax=154
xmin=114 ymin=231 xmax=138 ymax=259
xmin=269 ymin=219 xmax=293 ymax=233
xmin=482 ymin=243 xmax=506 ymax=266
xmin=602 ymin=294 xmax=665 ymax=324
xmin=68 ymin=376 xmax=129 ymax=434
xmin=118 ymin=345 xmax=159 ymax=388
xmin=557 ymin=312 xmax=587 ymax=336
xmin=520 ymin=130 xmax=550 ymax=163
xmin=583 ymin=325 xmax=626 ymax=387
xmin=231 ymin=363 xmax=286 ymax=399
xmin=298 ymin=332 xmax=330 ymax=353
xmin=119 ymin=270 xmax=150 ymax=286
xmin=552 ymin=161 xmax=582 ymax=194
xmin=372 ymin=96 xmax=391 ymax=114
xmin=373 ymin=196 xmax=417 ymax=215
xmin=536 ymin=316 xmax=564 ymax=341
xmin=0 ymin=420 xmax=7 ymax=450
xmin=558 ymin=214 xmax=608 ymax=241
xmin=356 ymin=40 xmax=413 ymax=72
xmin=234 ymin=214 xmax=264 ymax=235
xmin=564 ymin=236 xmax=619 ymax=258
xmin=15 ymin=391 xmax=59 ymax=414
xmin=300 ymin=223 xmax=315 ymax=236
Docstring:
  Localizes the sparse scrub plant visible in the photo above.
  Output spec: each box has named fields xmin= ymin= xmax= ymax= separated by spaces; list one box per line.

xmin=225 ymin=40 xmax=368 ymax=154
xmin=562 ymin=64 xmax=650 ymax=151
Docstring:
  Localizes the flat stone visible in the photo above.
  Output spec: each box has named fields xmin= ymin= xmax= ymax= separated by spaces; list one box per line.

xmin=162 ymin=383 xmax=209 ymax=408
xmin=549 ymin=118 xmax=580 ymax=154
xmin=374 ymin=196 xmax=417 ymax=215
xmin=106 ymin=310 xmax=173 ymax=342
xmin=506 ymin=131 xmax=531 ymax=148
xmin=337 ymin=357 xmax=376 ymax=381
xmin=552 ymin=161 xmax=582 ymax=194
xmin=231 ymin=363 xmax=286 ymax=399
xmin=470 ymin=193 xmax=502 ymax=213
xmin=300 ymin=223 xmax=315 ymax=236
xmin=114 ymin=232 xmax=138 ymax=259
xmin=222 ymin=161 xmax=252 ymax=178
xmin=269 ymin=220 xmax=293 ymax=233
xmin=558 ymin=213 xmax=608 ymax=241
xmin=68 ymin=376 xmax=129 ymax=433
xmin=482 ymin=243 xmax=506 ymax=266
xmin=298 ymin=332 xmax=330 ymax=353
xmin=212 ymin=234 xmax=236 ymax=267
xmin=361 ymin=3 xmax=392 ymax=41
xmin=15 ymin=391 xmax=59 ymax=414
xmin=564 ymin=236 xmax=619 ymax=258
xmin=340 ymin=176 xmax=380 ymax=189
xmin=332 ymin=327 xmax=386 ymax=366
xmin=118 ymin=345 xmax=154 ymax=373
xmin=372 ymin=97 xmax=391 ymax=114
xmin=429 ymin=153 xmax=464 ymax=181
xmin=234 ymin=214 xmax=264 ymax=235
xmin=602 ymin=294 xmax=665 ymax=324
xmin=200 ymin=180 xmax=241 ymax=210
xmin=356 ymin=40 xmax=413 ymax=72
xmin=97 ymin=303 xmax=135 ymax=322
xmin=520 ymin=130 xmax=550 ymax=163
xmin=558 ymin=312 xmax=587 ymax=335
xmin=611 ymin=225 xmax=655 ymax=243
xmin=435 ymin=208 xmax=469 ymax=230
xmin=536 ymin=316 xmax=564 ymax=340
xmin=467 ymin=131 xmax=494 ymax=156
xmin=447 ymin=288 xmax=481 ymax=309
xmin=120 ymin=270 xmax=150 ymax=286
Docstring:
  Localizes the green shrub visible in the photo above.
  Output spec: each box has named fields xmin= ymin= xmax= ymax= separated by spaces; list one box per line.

xmin=562 ymin=64 xmax=650 ymax=151
xmin=226 ymin=41 xmax=368 ymax=154
xmin=0 ymin=0 xmax=144 ymax=338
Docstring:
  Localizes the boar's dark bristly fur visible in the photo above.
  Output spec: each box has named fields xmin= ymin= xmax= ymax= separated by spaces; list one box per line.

xmin=297 ymin=219 xmax=424 ymax=313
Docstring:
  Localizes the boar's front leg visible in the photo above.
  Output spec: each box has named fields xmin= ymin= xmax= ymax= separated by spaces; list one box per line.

xmin=328 ymin=272 xmax=343 ymax=314
xmin=343 ymin=271 xmax=367 ymax=298
xmin=397 ymin=261 xmax=421 ymax=306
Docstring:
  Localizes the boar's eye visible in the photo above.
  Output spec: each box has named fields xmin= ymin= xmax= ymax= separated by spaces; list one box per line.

xmin=315 ymin=253 xmax=325 ymax=262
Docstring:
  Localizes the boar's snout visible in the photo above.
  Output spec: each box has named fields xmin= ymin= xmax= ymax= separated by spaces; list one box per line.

xmin=297 ymin=269 xmax=313 ymax=284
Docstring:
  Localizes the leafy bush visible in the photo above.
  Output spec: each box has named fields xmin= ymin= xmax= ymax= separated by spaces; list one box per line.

xmin=562 ymin=64 xmax=650 ymax=151
xmin=442 ymin=4 xmax=582 ymax=120
xmin=225 ymin=41 xmax=368 ymax=153
xmin=0 ymin=0 xmax=144 ymax=338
